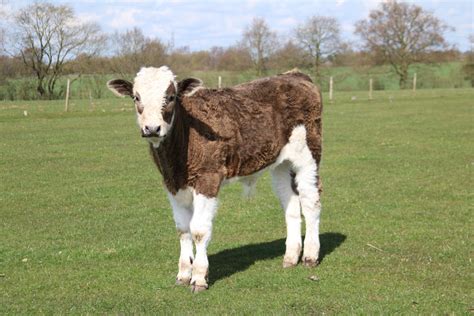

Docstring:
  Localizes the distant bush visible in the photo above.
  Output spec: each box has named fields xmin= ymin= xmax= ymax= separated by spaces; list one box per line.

xmin=0 ymin=62 xmax=471 ymax=101
xmin=462 ymin=54 xmax=474 ymax=87
xmin=0 ymin=79 xmax=38 ymax=100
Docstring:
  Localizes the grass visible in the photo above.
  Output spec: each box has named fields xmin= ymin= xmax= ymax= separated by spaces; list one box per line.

xmin=0 ymin=88 xmax=473 ymax=314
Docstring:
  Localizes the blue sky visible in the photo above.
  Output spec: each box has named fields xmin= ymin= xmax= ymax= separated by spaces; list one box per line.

xmin=2 ymin=0 xmax=473 ymax=51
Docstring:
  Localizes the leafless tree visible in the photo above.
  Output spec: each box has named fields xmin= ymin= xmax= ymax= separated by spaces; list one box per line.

xmin=110 ymin=27 xmax=167 ymax=76
xmin=0 ymin=3 xmax=6 ymax=54
xmin=355 ymin=0 xmax=451 ymax=88
xmin=294 ymin=16 xmax=341 ymax=83
xmin=241 ymin=17 xmax=278 ymax=76
xmin=9 ymin=2 xmax=105 ymax=98
xmin=270 ymin=40 xmax=310 ymax=71
xmin=0 ymin=28 xmax=4 ymax=56
xmin=112 ymin=27 xmax=147 ymax=58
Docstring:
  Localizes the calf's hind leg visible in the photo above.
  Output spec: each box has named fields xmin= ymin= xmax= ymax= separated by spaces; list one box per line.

xmin=295 ymin=163 xmax=321 ymax=267
xmin=271 ymin=162 xmax=302 ymax=268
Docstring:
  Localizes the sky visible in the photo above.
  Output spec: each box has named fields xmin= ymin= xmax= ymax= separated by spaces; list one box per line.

xmin=2 ymin=0 xmax=473 ymax=52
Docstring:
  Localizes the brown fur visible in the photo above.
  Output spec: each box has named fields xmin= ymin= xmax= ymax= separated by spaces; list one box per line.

xmin=162 ymin=83 xmax=176 ymax=124
xmin=150 ymin=71 xmax=322 ymax=197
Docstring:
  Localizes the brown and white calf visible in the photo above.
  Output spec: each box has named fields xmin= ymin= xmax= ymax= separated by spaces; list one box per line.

xmin=107 ymin=66 xmax=323 ymax=292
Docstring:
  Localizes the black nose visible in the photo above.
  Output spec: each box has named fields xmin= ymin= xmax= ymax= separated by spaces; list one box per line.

xmin=142 ymin=125 xmax=161 ymax=137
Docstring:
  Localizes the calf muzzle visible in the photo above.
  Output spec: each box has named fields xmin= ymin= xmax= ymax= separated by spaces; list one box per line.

xmin=142 ymin=125 xmax=161 ymax=138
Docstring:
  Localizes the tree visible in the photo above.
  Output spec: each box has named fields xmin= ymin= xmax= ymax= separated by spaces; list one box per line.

xmin=241 ymin=17 xmax=278 ymax=76
xmin=217 ymin=45 xmax=253 ymax=71
xmin=269 ymin=40 xmax=310 ymax=71
xmin=462 ymin=35 xmax=474 ymax=87
xmin=10 ymin=2 xmax=105 ymax=98
xmin=110 ymin=27 xmax=167 ymax=76
xmin=355 ymin=0 xmax=451 ymax=88
xmin=0 ymin=3 xmax=6 ymax=54
xmin=0 ymin=28 xmax=4 ymax=54
xmin=294 ymin=16 xmax=341 ymax=83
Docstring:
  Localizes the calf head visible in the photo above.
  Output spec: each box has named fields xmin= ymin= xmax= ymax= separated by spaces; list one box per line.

xmin=107 ymin=66 xmax=202 ymax=147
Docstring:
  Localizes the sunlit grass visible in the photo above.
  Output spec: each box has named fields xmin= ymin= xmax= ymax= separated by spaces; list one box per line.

xmin=1 ymin=88 xmax=472 ymax=313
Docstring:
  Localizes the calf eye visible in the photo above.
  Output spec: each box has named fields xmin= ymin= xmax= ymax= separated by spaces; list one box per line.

xmin=133 ymin=95 xmax=140 ymax=102
xmin=166 ymin=95 xmax=175 ymax=103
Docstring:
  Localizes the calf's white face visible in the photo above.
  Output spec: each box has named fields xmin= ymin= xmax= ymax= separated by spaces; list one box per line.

xmin=107 ymin=66 xmax=177 ymax=148
xmin=107 ymin=66 xmax=203 ymax=148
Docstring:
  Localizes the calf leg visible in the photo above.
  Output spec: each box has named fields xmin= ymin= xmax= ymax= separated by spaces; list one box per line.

xmin=189 ymin=192 xmax=218 ymax=293
xmin=271 ymin=163 xmax=302 ymax=268
xmin=295 ymin=163 xmax=321 ymax=267
xmin=167 ymin=190 xmax=194 ymax=285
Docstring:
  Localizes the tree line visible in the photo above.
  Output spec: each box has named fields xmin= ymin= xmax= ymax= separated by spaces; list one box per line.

xmin=0 ymin=1 xmax=472 ymax=99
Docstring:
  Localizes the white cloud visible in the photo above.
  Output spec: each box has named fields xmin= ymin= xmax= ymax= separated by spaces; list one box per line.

xmin=77 ymin=12 xmax=101 ymax=24
xmin=106 ymin=8 xmax=143 ymax=29
xmin=42 ymin=0 xmax=473 ymax=52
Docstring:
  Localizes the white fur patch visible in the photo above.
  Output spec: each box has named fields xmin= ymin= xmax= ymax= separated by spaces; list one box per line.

xmin=274 ymin=125 xmax=315 ymax=171
xmin=222 ymin=124 xmax=317 ymax=195
xmin=134 ymin=66 xmax=176 ymax=103
xmin=185 ymin=85 xmax=205 ymax=97
xmin=133 ymin=66 xmax=177 ymax=146
xmin=167 ymin=188 xmax=193 ymax=232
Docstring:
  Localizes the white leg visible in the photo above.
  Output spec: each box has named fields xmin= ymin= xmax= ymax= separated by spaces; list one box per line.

xmin=189 ymin=192 xmax=218 ymax=292
xmin=167 ymin=189 xmax=194 ymax=285
xmin=271 ymin=163 xmax=302 ymax=268
xmin=295 ymin=163 xmax=321 ymax=266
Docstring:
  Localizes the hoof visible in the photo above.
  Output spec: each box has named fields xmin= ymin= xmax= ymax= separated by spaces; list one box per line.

xmin=302 ymin=257 xmax=319 ymax=267
xmin=283 ymin=253 xmax=299 ymax=268
xmin=190 ymin=284 xmax=208 ymax=293
xmin=283 ymin=259 xmax=298 ymax=268
xmin=176 ymin=277 xmax=191 ymax=286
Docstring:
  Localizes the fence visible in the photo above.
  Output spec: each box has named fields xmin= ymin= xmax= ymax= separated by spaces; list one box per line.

xmin=0 ymin=62 xmax=471 ymax=102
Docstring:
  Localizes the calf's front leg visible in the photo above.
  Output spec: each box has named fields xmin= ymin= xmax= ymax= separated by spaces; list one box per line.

xmin=189 ymin=191 xmax=218 ymax=293
xmin=168 ymin=190 xmax=194 ymax=285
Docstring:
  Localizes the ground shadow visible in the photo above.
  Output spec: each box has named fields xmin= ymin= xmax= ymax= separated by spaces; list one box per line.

xmin=208 ymin=232 xmax=346 ymax=285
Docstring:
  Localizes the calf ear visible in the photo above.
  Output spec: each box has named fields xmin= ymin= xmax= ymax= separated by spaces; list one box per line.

xmin=107 ymin=79 xmax=133 ymax=98
xmin=177 ymin=78 xmax=203 ymax=97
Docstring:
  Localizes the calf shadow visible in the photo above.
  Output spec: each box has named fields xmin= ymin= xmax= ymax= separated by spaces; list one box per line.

xmin=208 ymin=232 xmax=346 ymax=285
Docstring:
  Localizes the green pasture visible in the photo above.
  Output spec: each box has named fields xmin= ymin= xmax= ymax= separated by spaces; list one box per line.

xmin=0 ymin=88 xmax=472 ymax=313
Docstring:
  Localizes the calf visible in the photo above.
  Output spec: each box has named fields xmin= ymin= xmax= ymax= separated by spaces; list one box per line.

xmin=107 ymin=66 xmax=323 ymax=292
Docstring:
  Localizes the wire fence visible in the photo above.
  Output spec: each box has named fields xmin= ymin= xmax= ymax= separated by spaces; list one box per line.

xmin=0 ymin=62 xmax=471 ymax=102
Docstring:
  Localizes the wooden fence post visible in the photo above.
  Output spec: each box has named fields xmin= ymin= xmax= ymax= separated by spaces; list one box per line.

xmin=88 ymin=89 xmax=95 ymax=111
xmin=329 ymin=76 xmax=333 ymax=102
xmin=64 ymin=79 xmax=70 ymax=112
xmin=369 ymin=78 xmax=373 ymax=100
xmin=218 ymin=76 xmax=222 ymax=89
xmin=413 ymin=73 xmax=417 ymax=92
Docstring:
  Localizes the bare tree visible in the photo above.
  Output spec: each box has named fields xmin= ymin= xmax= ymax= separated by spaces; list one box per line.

xmin=110 ymin=27 xmax=167 ymax=76
xmin=9 ymin=2 xmax=105 ymax=98
xmin=0 ymin=27 xmax=4 ymax=55
xmin=355 ymin=0 xmax=451 ymax=88
xmin=0 ymin=3 xmax=6 ymax=54
xmin=294 ymin=16 xmax=341 ymax=83
xmin=241 ymin=17 xmax=278 ymax=76
xmin=270 ymin=40 xmax=310 ymax=71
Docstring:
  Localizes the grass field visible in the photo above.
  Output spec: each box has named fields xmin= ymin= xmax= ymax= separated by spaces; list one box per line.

xmin=1 ymin=88 xmax=472 ymax=314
